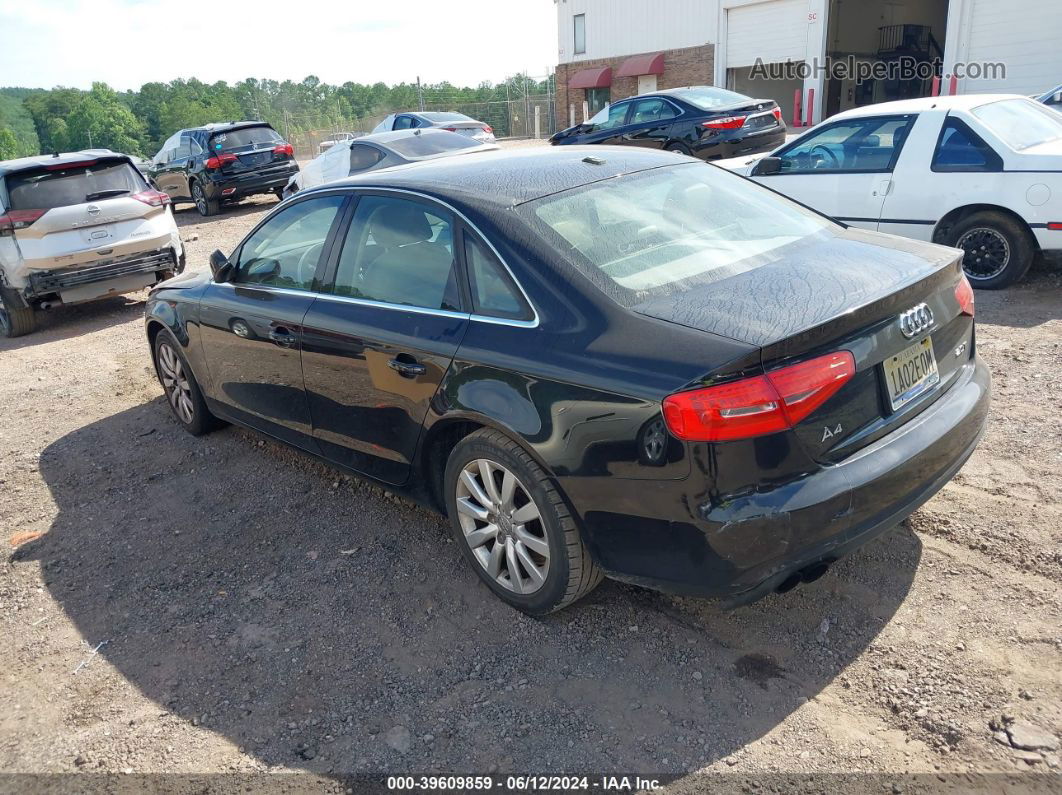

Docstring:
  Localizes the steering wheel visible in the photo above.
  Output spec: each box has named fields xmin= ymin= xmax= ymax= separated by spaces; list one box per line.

xmin=296 ymin=241 xmax=324 ymax=286
xmin=809 ymin=144 xmax=841 ymax=169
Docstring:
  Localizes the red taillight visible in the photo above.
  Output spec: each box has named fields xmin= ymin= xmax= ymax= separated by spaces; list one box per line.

xmin=955 ymin=273 xmax=975 ymax=317
xmin=272 ymin=143 xmax=294 ymax=157
xmin=205 ymin=153 xmax=237 ymax=169
xmin=443 ymin=127 xmax=460 ymax=132
xmin=482 ymin=125 xmax=493 ymax=134
xmin=662 ymin=351 xmax=856 ymax=442
xmin=131 ymin=189 xmax=170 ymax=207
xmin=702 ymin=115 xmax=747 ymax=130
xmin=772 ymin=107 xmax=782 ymax=121
xmin=0 ymin=208 xmax=47 ymax=236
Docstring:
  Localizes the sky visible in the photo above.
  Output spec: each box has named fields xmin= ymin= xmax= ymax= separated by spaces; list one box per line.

xmin=0 ymin=0 xmax=559 ymax=90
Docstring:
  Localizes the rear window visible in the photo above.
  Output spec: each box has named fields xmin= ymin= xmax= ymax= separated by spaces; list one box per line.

xmin=521 ymin=163 xmax=836 ymax=305
xmin=209 ymin=125 xmax=282 ymax=151
xmin=972 ymin=99 xmax=1062 ymax=151
xmin=6 ymin=159 xmax=145 ymax=211
xmin=671 ymin=86 xmax=753 ymax=110
xmin=418 ymin=112 xmax=473 ymax=123
xmin=387 ymin=131 xmax=483 ymax=158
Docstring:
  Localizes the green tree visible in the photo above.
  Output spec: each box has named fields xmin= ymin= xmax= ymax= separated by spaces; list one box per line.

xmin=0 ymin=127 xmax=19 ymax=160
xmin=65 ymin=83 xmax=144 ymax=155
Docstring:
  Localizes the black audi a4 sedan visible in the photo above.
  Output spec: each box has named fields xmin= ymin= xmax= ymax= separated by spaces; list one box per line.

xmin=550 ymin=86 xmax=787 ymax=160
xmin=145 ymin=146 xmax=989 ymax=614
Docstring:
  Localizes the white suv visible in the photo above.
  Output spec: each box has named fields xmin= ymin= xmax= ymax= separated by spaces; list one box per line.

xmin=0 ymin=150 xmax=184 ymax=337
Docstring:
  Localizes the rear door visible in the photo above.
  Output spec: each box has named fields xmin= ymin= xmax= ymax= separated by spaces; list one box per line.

xmin=751 ymin=114 xmax=917 ymax=229
xmin=300 ymin=192 xmax=469 ymax=485
xmin=621 ymin=97 xmax=680 ymax=149
xmin=3 ymin=157 xmax=162 ymax=271
xmin=198 ymin=194 xmax=347 ymax=449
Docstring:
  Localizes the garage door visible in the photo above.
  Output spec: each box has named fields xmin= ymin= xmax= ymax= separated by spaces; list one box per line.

xmin=963 ymin=0 xmax=1062 ymax=94
xmin=726 ymin=0 xmax=809 ymax=69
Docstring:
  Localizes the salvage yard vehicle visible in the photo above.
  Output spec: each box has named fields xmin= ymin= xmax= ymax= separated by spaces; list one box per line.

xmin=372 ymin=112 xmax=496 ymax=143
xmin=145 ymin=147 xmax=989 ymax=614
xmin=147 ymin=122 xmax=299 ymax=217
xmin=285 ymin=129 xmax=498 ymax=197
xmin=718 ymin=94 xmax=1062 ymax=289
xmin=1 ymin=151 xmax=183 ymax=338
xmin=550 ymin=86 xmax=786 ymax=160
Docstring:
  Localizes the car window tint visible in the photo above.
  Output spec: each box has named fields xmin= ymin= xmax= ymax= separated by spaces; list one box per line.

xmin=778 ymin=116 xmax=913 ymax=173
xmin=972 ymin=98 xmax=1062 ymax=151
xmin=348 ymin=145 xmax=385 ymax=172
xmin=155 ymin=132 xmax=181 ymax=163
xmin=174 ymin=134 xmax=193 ymax=160
xmin=331 ymin=196 xmax=460 ymax=311
xmin=209 ymin=125 xmax=281 ymax=152
xmin=588 ymin=102 xmax=629 ymax=131
xmin=932 ymin=117 xmax=1001 ymax=172
xmin=234 ymin=196 xmax=344 ymax=291
xmin=393 ymin=116 xmax=415 ymax=130
xmin=7 ymin=160 xmax=145 ymax=211
xmin=465 ymin=235 xmax=531 ymax=320
xmin=630 ymin=99 xmax=678 ymax=124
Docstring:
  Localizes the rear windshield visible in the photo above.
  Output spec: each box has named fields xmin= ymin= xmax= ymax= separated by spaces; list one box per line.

xmin=520 ymin=163 xmax=836 ymax=305
xmin=6 ymin=159 xmax=145 ymax=211
xmin=209 ymin=125 xmax=282 ymax=151
xmin=418 ymin=112 xmax=473 ymax=123
xmin=671 ymin=86 xmax=753 ymax=110
xmin=972 ymin=99 xmax=1062 ymax=151
xmin=388 ymin=131 xmax=483 ymax=158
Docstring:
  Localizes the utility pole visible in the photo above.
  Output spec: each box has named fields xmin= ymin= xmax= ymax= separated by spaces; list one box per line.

xmin=416 ymin=76 xmax=425 ymax=111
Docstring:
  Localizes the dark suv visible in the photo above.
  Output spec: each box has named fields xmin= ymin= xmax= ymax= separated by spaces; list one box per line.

xmin=147 ymin=122 xmax=299 ymax=216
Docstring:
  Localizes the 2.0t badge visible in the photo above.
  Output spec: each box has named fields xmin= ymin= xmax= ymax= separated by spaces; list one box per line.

xmin=898 ymin=303 xmax=934 ymax=338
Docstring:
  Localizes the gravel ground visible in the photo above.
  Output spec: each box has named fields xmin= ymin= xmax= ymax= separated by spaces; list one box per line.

xmin=1 ymin=163 xmax=1060 ymax=788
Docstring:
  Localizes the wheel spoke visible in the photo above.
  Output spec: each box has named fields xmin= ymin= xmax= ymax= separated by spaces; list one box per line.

xmin=456 ymin=496 xmax=489 ymax=522
xmin=459 ymin=469 xmax=492 ymax=510
xmin=511 ymin=501 xmax=540 ymax=525
xmin=514 ymin=541 xmax=546 ymax=588
xmin=515 ymin=526 xmax=549 ymax=557
xmin=486 ymin=539 xmax=504 ymax=578
xmin=479 ymin=460 xmax=501 ymax=505
xmin=499 ymin=470 xmax=517 ymax=511
xmin=504 ymin=538 xmax=523 ymax=594
xmin=465 ymin=523 xmax=498 ymax=550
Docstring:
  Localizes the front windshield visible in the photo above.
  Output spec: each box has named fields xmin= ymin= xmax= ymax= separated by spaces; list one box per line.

xmin=972 ymin=99 xmax=1062 ymax=150
xmin=521 ymin=163 xmax=837 ymax=305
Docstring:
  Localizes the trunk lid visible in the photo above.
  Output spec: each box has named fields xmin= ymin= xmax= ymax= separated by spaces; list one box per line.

xmin=209 ymin=124 xmax=292 ymax=176
xmin=634 ymin=228 xmax=974 ymax=461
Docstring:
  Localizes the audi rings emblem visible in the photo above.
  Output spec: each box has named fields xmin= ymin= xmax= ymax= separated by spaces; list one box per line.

xmin=898 ymin=303 xmax=934 ymax=339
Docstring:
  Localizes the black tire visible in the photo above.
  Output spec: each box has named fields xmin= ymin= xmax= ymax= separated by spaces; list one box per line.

xmin=666 ymin=142 xmax=693 ymax=156
xmin=945 ymin=210 xmax=1035 ymax=290
xmin=273 ymin=187 xmax=285 ymax=201
xmin=0 ymin=290 xmax=36 ymax=338
xmin=191 ymin=181 xmax=219 ymax=217
xmin=152 ymin=331 xmax=221 ymax=436
xmin=444 ymin=428 xmax=603 ymax=614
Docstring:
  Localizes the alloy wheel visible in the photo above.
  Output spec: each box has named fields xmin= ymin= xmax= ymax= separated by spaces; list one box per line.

xmin=0 ymin=307 xmax=9 ymax=337
xmin=157 ymin=342 xmax=195 ymax=424
xmin=455 ymin=459 xmax=549 ymax=595
xmin=957 ymin=227 xmax=1010 ymax=281
xmin=192 ymin=183 xmax=207 ymax=215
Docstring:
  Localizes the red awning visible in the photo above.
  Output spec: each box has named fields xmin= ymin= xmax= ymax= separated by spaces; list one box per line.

xmin=616 ymin=52 xmax=665 ymax=78
xmin=569 ymin=67 xmax=612 ymax=89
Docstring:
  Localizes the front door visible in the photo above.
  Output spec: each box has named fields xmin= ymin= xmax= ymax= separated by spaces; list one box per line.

xmin=751 ymin=114 xmax=917 ymax=230
xmin=621 ymin=97 xmax=679 ymax=149
xmin=301 ymin=193 xmax=469 ymax=485
xmin=198 ymin=194 xmax=347 ymax=448
xmin=580 ymin=101 xmax=632 ymax=145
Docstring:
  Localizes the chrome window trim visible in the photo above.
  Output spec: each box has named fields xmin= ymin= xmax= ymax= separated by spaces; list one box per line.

xmin=292 ymin=184 xmax=541 ymax=328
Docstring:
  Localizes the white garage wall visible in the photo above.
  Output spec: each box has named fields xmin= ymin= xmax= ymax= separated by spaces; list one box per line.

xmin=955 ymin=0 xmax=1062 ymax=95
xmin=555 ymin=0 xmax=717 ymax=63
xmin=725 ymin=0 xmax=809 ymax=68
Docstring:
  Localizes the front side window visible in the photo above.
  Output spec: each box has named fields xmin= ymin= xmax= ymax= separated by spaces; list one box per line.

xmin=932 ymin=117 xmax=1002 ymax=172
xmin=522 ymin=163 xmax=836 ymax=303
xmin=234 ymin=196 xmax=344 ymax=290
xmin=573 ymin=13 xmax=586 ymax=54
xmin=331 ymin=195 xmax=460 ymax=311
xmin=776 ymin=115 xmax=914 ymax=173
xmin=465 ymin=235 xmax=531 ymax=321
xmin=393 ymin=115 xmax=415 ymax=130
xmin=587 ymin=99 xmax=625 ymax=129
xmin=972 ymin=98 xmax=1062 ymax=151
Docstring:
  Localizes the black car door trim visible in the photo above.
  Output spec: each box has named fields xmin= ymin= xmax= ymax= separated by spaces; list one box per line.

xmin=307 ymin=186 xmax=540 ymax=329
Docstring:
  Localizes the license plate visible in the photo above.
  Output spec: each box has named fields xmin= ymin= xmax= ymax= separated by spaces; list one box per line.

xmin=883 ymin=337 xmax=939 ymax=411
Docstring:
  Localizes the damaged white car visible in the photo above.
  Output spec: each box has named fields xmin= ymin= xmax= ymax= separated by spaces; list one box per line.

xmin=0 ymin=151 xmax=183 ymax=337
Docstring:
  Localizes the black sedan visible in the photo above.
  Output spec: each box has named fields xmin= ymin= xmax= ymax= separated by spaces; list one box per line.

xmin=550 ymin=86 xmax=787 ymax=160
xmin=145 ymin=147 xmax=989 ymax=614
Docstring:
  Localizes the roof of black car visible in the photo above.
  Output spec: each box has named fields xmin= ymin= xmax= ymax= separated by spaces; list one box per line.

xmin=320 ymin=145 xmax=688 ymax=207
xmin=186 ymin=121 xmax=274 ymax=134
xmin=0 ymin=149 xmax=132 ymax=178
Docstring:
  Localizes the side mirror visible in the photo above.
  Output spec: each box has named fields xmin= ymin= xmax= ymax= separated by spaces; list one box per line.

xmin=751 ymin=156 xmax=782 ymax=176
xmin=209 ymin=249 xmax=232 ymax=281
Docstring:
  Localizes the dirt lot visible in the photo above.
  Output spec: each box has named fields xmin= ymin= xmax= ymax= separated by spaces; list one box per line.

xmin=1 ymin=175 xmax=1061 ymax=788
